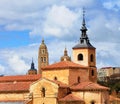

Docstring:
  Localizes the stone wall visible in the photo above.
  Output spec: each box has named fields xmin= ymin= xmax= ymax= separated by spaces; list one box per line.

xmin=30 ymin=78 xmax=59 ymax=104
xmin=0 ymin=92 xmax=28 ymax=101
xmin=69 ymin=68 xmax=89 ymax=85
xmin=72 ymin=48 xmax=96 ymax=67
xmin=72 ymin=90 xmax=109 ymax=104
xmin=42 ymin=69 xmax=69 ymax=84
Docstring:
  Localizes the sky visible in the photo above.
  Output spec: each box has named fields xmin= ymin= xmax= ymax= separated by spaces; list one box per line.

xmin=0 ymin=0 xmax=120 ymax=75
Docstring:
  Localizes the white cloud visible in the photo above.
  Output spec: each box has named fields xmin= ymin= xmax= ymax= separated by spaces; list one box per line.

xmin=0 ymin=44 xmax=39 ymax=75
xmin=30 ymin=5 xmax=79 ymax=37
xmin=103 ymin=0 xmax=120 ymax=11
xmin=88 ymin=11 xmax=120 ymax=43
xmin=8 ymin=54 xmax=29 ymax=74
xmin=46 ymin=5 xmax=78 ymax=28
xmin=61 ymin=0 xmax=95 ymax=8
xmin=95 ymin=42 xmax=120 ymax=68
xmin=0 ymin=64 xmax=5 ymax=74
xmin=0 ymin=0 xmax=94 ymax=32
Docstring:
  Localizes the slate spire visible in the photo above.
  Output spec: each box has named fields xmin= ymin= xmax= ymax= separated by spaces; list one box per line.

xmin=31 ymin=58 xmax=35 ymax=69
xmin=80 ymin=8 xmax=89 ymax=44
xmin=73 ymin=8 xmax=95 ymax=49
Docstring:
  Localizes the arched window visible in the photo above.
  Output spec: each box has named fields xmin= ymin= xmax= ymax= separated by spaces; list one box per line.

xmin=91 ymin=70 xmax=94 ymax=76
xmin=41 ymin=87 xmax=45 ymax=97
xmin=54 ymin=77 xmax=57 ymax=80
xmin=77 ymin=76 xmax=80 ymax=83
xmin=44 ymin=57 xmax=46 ymax=62
xmin=41 ymin=57 xmax=43 ymax=62
xmin=78 ymin=54 xmax=83 ymax=61
xmin=42 ymin=49 xmax=45 ymax=54
xmin=90 ymin=54 xmax=94 ymax=62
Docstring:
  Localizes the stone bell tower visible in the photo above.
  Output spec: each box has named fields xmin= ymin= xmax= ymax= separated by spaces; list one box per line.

xmin=38 ymin=39 xmax=49 ymax=74
xmin=72 ymin=10 xmax=97 ymax=82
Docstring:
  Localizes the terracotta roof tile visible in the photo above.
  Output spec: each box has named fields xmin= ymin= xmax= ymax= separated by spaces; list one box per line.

xmin=59 ymin=94 xmax=84 ymax=102
xmin=42 ymin=61 xmax=87 ymax=70
xmin=0 ymin=81 xmax=32 ymax=93
xmin=70 ymin=82 xmax=109 ymax=91
xmin=0 ymin=75 xmax=41 ymax=93
xmin=0 ymin=75 xmax=41 ymax=82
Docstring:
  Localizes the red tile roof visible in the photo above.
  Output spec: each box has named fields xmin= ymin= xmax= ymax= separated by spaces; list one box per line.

xmin=70 ymin=82 xmax=109 ymax=91
xmin=0 ymin=81 xmax=32 ymax=93
xmin=0 ymin=75 xmax=41 ymax=82
xmin=42 ymin=61 xmax=87 ymax=70
xmin=59 ymin=94 xmax=84 ymax=102
xmin=0 ymin=75 xmax=41 ymax=93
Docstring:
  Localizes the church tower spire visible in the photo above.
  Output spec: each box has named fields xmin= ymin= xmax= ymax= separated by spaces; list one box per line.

xmin=28 ymin=59 xmax=37 ymax=75
xmin=38 ymin=39 xmax=49 ymax=74
xmin=31 ymin=58 xmax=35 ymax=69
xmin=80 ymin=8 xmax=88 ymax=40
xmin=72 ymin=9 xmax=97 ymax=82
xmin=75 ymin=8 xmax=94 ymax=48
xmin=60 ymin=47 xmax=71 ymax=61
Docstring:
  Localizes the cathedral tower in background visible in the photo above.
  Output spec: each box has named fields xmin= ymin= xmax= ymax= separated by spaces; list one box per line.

xmin=38 ymin=39 xmax=49 ymax=74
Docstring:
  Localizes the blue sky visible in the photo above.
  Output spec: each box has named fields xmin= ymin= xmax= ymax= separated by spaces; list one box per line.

xmin=0 ymin=0 xmax=120 ymax=75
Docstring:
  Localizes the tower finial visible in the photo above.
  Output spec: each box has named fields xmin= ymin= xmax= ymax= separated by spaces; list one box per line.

xmin=64 ymin=47 xmax=68 ymax=56
xmin=32 ymin=57 xmax=33 ymax=63
xmin=81 ymin=7 xmax=87 ymax=29
xmin=80 ymin=7 xmax=87 ymax=37
xmin=42 ymin=38 xmax=44 ymax=44
xmin=82 ymin=7 xmax=85 ymax=26
xmin=31 ymin=58 xmax=35 ymax=69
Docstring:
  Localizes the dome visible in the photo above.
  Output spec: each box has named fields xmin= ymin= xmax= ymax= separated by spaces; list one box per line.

xmin=60 ymin=48 xmax=71 ymax=61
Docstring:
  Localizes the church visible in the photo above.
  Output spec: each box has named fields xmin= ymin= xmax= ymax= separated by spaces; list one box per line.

xmin=0 ymin=13 xmax=110 ymax=104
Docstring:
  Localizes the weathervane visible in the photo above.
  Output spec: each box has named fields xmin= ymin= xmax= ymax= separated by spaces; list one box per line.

xmin=82 ymin=7 xmax=86 ymax=25
xmin=83 ymin=7 xmax=85 ymax=19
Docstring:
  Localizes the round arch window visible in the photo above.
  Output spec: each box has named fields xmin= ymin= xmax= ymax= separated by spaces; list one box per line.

xmin=54 ymin=77 xmax=57 ymax=80
xmin=78 ymin=54 xmax=83 ymax=61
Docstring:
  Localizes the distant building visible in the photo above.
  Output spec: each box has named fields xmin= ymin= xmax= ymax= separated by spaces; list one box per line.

xmin=98 ymin=67 xmax=120 ymax=82
xmin=60 ymin=48 xmax=71 ymax=61
xmin=28 ymin=59 xmax=37 ymax=75
xmin=38 ymin=39 xmax=49 ymax=74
